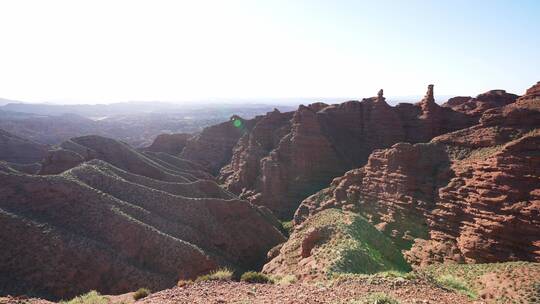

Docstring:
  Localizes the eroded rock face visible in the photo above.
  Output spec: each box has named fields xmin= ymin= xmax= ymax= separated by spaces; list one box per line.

xmin=144 ymin=133 xmax=191 ymax=155
xmin=0 ymin=129 xmax=48 ymax=164
xmin=270 ymin=82 xmax=539 ymax=271
xmin=301 ymin=227 xmax=324 ymax=258
xmin=443 ymin=89 xmax=518 ymax=119
xmin=406 ymin=86 xmax=540 ymax=266
xmin=180 ymin=116 xmax=258 ymax=174
xmin=407 ymin=132 xmax=540 ymax=266
xmin=219 ymin=86 xmax=479 ymax=218
xmin=294 ymin=142 xmax=452 ymax=250
xmin=219 ymin=109 xmax=294 ymax=194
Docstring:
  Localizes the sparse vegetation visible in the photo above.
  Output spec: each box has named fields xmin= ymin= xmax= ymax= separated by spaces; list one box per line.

xmin=435 ymin=274 xmax=477 ymax=299
xmin=133 ymin=288 xmax=151 ymax=300
xmin=353 ymin=292 xmax=400 ymax=304
xmin=240 ymin=271 xmax=272 ymax=284
xmin=378 ymin=271 xmax=416 ymax=280
xmin=329 ymin=211 xmax=412 ymax=275
xmin=281 ymin=220 xmax=294 ymax=236
xmin=421 ymin=262 xmax=540 ymax=302
xmin=60 ymin=290 xmax=108 ymax=304
xmin=272 ymin=274 xmax=298 ymax=285
xmin=195 ymin=268 xmax=234 ymax=282
xmin=177 ymin=279 xmax=194 ymax=287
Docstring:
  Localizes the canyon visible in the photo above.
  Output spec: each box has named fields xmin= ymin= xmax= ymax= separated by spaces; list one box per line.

xmin=0 ymin=82 xmax=538 ymax=303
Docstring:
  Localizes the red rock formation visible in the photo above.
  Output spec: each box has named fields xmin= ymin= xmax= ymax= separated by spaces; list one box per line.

xmin=301 ymin=227 xmax=324 ymax=258
xmin=219 ymin=86 xmax=479 ymax=218
xmin=294 ymin=142 xmax=452 ymax=249
xmin=276 ymin=82 xmax=539 ymax=270
xmin=251 ymin=104 xmax=350 ymax=217
xmin=144 ymin=133 xmax=191 ymax=155
xmin=443 ymin=89 xmax=518 ymax=118
xmin=219 ymin=109 xmax=293 ymax=194
xmin=180 ymin=116 xmax=258 ymax=174
xmin=406 ymin=85 xmax=540 ymax=266
xmin=0 ymin=129 xmax=48 ymax=164
xmin=407 ymin=131 xmax=540 ymax=266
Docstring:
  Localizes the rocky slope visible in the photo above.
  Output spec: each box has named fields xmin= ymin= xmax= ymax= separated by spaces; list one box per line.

xmin=180 ymin=116 xmax=258 ymax=175
xmin=138 ymin=278 xmax=471 ymax=304
xmin=407 ymin=83 xmax=540 ymax=266
xmin=39 ymin=135 xmax=210 ymax=180
xmin=143 ymin=133 xmax=191 ymax=155
xmin=212 ymin=86 xmax=485 ymax=218
xmin=0 ymin=129 xmax=48 ymax=164
xmin=0 ymin=136 xmax=285 ymax=300
xmin=442 ymin=89 xmax=518 ymax=119
xmin=264 ymin=82 xmax=539 ymax=278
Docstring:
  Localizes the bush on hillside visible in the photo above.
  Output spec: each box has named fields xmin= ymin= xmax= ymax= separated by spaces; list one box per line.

xmin=272 ymin=274 xmax=297 ymax=285
xmin=240 ymin=271 xmax=272 ymax=284
xmin=60 ymin=290 xmax=107 ymax=304
xmin=357 ymin=292 xmax=400 ymax=304
xmin=132 ymin=288 xmax=151 ymax=300
xmin=195 ymin=268 xmax=234 ymax=282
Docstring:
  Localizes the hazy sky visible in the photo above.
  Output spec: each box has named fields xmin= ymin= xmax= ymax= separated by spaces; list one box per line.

xmin=0 ymin=0 xmax=538 ymax=104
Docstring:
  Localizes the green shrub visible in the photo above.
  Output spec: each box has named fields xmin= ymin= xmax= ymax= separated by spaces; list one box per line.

xmin=281 ymin=220 xmax=294 ymax=236
xmin=240 ymin=271 xmax=272 ymax=284
xmin=436 ymin=274 xmax=477 ymax=299
xmin=195 ymin=268 xmax=234 ymax=282
xmin=132 ymin=288 xmax=151 ymax=300
xmin=60 ymin=290 xmax=107 ymax=304
xmin=357 ymin=292 xmax=400 ymax=304
xmin=326 ymin=211 xmax=412 ymax=275
xmin=378 ymin=271 xmax=416 ymax=280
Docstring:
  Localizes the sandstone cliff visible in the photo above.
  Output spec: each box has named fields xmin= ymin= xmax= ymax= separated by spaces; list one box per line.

xmin=218 ymin=86 xmax=480 ymax=218
xmin=180 ymin=116 xmax=258 ymax=174
xmin=264 ymin=82 xmax=539 ymax=277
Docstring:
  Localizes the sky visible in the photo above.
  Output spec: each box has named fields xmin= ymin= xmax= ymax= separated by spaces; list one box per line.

xmin=0 ymin=0 xmax=538 ymax=104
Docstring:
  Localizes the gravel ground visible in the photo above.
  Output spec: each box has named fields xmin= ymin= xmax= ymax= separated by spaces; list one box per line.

xmin=138 ymin=278 xmax=474 ymax=304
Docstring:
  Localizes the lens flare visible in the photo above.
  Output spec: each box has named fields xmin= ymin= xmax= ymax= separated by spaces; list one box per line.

xmin=233 ymin=119 xmax=242 ymax=128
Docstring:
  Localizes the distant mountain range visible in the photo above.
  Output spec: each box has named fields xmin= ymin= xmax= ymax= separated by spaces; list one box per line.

xmin=0 ymin=95 xmax=458 ymax=116
xmin=0 ymin=101 xmax=297 ymax=147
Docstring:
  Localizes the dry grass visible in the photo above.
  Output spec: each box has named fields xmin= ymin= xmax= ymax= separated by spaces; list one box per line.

xmin=60 ymin=291 xmax=108 ymax=304
xmin=195 ymin=268 xmax=234 ymax=282
xmin=132 ymin=288 xmax=151 ymax=300
xmin=240 ymin=271 xmax=272 ymax=284
xmin=272 ymin=274 xmax=298 ymax=285
xmin=435 ymin=274 xmax=476 ymax=299
xmin=421 ymin=262 xmax=540 ymax=303
xmin=349 ymin=292 xmax=400 ymax=304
